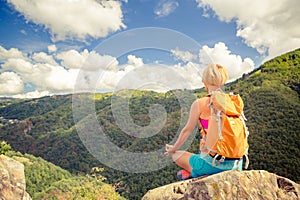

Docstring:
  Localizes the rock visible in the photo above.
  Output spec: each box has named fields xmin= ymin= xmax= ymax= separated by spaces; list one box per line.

xmin=142 ymin=178 xmax=192 ymax=200
xmin=142 ymin=170 xmax=300 ymax=200
xmin=0 ymin=155 xmax=32 ymax=200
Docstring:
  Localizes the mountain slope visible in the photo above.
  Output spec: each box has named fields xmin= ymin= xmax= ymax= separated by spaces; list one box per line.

xmin=2 ymin=144 xmax=124 ymax=200
xmin=228 ymin=48 xmax=300 ymax=180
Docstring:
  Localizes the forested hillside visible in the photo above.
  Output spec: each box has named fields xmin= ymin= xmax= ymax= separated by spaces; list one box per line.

xmin=0 ymin=141 xmax=124 ymax=200
xmin=228 ymin=48 xmax=300 ymax=179
xmin=0 ymin=48 xmax=299 ymax=199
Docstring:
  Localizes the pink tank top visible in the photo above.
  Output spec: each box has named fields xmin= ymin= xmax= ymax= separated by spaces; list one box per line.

xmin=198 ymin=96 xmax=211 ymax=152
xmin=198 ymin=96 xmax=210 ymax=126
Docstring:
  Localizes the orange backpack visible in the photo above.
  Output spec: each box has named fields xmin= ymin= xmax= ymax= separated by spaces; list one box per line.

xmin=199 ymin=91 xmax=249 ymax=168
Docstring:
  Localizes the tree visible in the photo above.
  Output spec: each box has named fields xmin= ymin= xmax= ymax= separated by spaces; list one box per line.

xmin=0 ymin=141 xmax=11 ymax=154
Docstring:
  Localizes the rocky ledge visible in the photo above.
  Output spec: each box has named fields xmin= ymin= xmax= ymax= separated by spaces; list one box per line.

xmin=0 ymin=155 xmax=32 ymax=200
xmin=142 ymin=170 xmax=300 ymax=200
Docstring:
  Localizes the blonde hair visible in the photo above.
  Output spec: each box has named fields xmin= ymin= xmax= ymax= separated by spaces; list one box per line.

xmin=202 ymin=64 xmax=228 ymax=86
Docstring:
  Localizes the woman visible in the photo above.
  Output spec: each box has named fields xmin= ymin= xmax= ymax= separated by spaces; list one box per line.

xmin=165 ymin=63 xmax=243 ymax=180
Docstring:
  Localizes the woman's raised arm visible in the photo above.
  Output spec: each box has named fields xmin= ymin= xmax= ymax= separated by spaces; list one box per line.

xmin=165 ymin=99 xmax=200 ymax=155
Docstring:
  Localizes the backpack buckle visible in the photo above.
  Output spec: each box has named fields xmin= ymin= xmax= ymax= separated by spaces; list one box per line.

xmin=212 ymin=154 xmax=226 ymax=166
xmin=219 ymin=156 xmax=225 ymax=162
xmin=212 ymin=154 xmax=218 ymax=166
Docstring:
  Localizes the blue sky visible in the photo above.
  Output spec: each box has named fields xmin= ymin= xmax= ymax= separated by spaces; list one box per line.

xmin=0 ymin=0 xmax=299 ymax=98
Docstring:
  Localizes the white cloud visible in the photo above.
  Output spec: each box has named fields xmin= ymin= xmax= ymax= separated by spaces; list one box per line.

xmin=20 ymin=29 xmax=27 ymax=35
xmin=0 ymin=44 xmax=81 ymax=94
xmin=196 ymin=0 xmax=300 ymax=61
xmin=32 ymin=52 xmax=58 ymax=66
xmin=172 ymin=62 xmax=202 ymax=89
xmin=106 ymin=62 xmax=203 ymax=92
xmin=2 ymin=58 xmax=33 ymax=74
xmin=56 ymin=49 xmax=119 ymax=72
xmin=83 ymin=51 xmax=119 ymax=71
xmin=22 ymin=63 xmax=79 ymax=92
xmin=170 ymin=42 xmax=254 ymax=86
xmin=42 ymin=67 xmax=79 ymax=91
xmin=199 ymin=42 xmax=254 ymax=80
xmin=0 ymin=45 xmax=125 ymax=96
xmin=56 ymin=49 xmax=89 ymax=69
xmin=93 ymin=57 xmax=141 ymax=91
xmin=95 ymin=55 xmax=145 ymax=90
xmin=13 ymin=90 xmax=50 ymax=99
xmin=0 ymin=46 xmax=26 ymax=61
xmin=127 ymin=55 xmax=144 ymax=67
xmin=48 ymin=44 xmax=57 ymax=53
xmin=171 ymin=47 xmax=197 ymax=62
xmin=8 ymin=0 xmax=126 ymax=42
xmin=95 ymin=70 xmax=125 ymax=90
xmin=0 ymin=41 xmax=254 ymax=97
xmin=0 ymin=72 xmax=24 ymax=95
xmin=154 ymin=0 xmax=179 ymax=17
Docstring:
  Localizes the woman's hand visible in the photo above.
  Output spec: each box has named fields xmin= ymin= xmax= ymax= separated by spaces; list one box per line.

xmin=165 ymin=144 xmax=176 ymax=156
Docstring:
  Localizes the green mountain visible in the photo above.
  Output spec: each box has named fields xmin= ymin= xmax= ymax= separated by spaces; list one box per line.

xmin=0 ymin=141 xmax=124 ymax=200
xmin=0 ymin=48 xmax=299 ymax=199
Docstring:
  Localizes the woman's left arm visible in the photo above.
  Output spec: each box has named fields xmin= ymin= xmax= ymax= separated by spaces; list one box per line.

xmin=165 ymin=99 xmax=200 ymax=155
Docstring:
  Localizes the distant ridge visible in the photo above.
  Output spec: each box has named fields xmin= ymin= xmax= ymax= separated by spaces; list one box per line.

xmin=0 ymin=97 xmax=16 ymax=101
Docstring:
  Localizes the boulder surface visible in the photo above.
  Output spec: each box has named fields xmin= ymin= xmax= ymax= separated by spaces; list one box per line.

xmin=142 ymin=170 xmax=300 ymax=200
